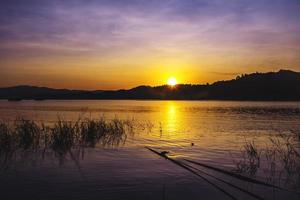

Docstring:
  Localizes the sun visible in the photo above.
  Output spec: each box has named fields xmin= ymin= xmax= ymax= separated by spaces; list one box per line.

xmin=167 ymin=77 xmax=177 ymax=86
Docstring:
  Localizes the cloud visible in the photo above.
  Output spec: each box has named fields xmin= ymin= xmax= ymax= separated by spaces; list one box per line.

xmin=0 ymin=0 xmax=300 ymax=64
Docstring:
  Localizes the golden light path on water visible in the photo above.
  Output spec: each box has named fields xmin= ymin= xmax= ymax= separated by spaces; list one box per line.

xmin=0 ymin=100 xmax=299 ymax=152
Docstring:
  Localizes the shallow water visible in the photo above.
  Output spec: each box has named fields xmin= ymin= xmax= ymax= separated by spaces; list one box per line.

xmin=0 ymin=100 xmax=300 ymax=199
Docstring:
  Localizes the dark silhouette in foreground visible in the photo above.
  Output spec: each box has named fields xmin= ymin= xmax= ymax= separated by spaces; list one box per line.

xmin=1 ymin=69 xmax=300 ymax=101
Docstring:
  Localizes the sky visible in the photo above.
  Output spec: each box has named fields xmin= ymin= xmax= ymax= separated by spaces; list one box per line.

xmin=0 ymin=0 xmax=300 ymax=90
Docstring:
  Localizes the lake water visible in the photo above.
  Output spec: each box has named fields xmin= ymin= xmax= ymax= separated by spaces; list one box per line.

xmin=0 ymin=100 xmax=299 ymax=200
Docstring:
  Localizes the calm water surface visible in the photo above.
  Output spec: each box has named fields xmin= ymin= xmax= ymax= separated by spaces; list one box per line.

xmin=0 ymin=100 xmax=300 ymax=199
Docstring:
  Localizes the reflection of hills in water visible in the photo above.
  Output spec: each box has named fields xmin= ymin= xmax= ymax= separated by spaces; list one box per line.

xmin=2 ymin=105 xmax=300 ymax=116
xmin=0 ymin=105 xmax=156 ymax=113
xmin=188 ymin=107 xmax=300 ymax=115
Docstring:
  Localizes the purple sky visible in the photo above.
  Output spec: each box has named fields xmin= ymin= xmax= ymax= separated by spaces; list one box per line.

xmin=1 ymin=0 xmax=300 ymax=89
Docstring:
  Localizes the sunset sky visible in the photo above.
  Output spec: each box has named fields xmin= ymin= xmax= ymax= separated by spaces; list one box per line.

xmin=0 ymin=0 xmax=300 ymax=90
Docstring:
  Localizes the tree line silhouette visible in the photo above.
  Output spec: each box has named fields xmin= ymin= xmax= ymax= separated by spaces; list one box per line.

xmin=1 ymin=70 xmax=300 ymax=101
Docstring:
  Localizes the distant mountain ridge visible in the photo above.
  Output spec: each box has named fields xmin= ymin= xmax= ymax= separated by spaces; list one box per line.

xmin=1 ymin=69 xmax=300 ymax=101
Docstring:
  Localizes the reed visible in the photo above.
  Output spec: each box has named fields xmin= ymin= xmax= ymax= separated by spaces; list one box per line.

xmin=0 ymin=116 xmax=136 ymax=166
xmin=0 ymin=121 xmax=14 ymax=154
xmin=233 ymin=134 xmax=300 ymax=189
xmin=51 ymin=119 xmax=79 ymax=156
xmin=234 ymin=140 xmax=261 ymax=175
xmin=15 ymin=118 xmax=41 ymax=150
xmin=80 ymin=118 xmax=106 ymax=147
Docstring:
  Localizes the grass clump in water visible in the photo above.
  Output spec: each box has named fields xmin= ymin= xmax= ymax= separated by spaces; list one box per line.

xmin=0 ymin=116 xmax=136 ymax=168
xmin=15 ymin=118 xmax=41 ymax=150
xmin=51 ymin=119 xmax=80 ymax=157
xmin=234 ymin=140 xmax=261 ymax=175
xmin=80 ymin=118 xmax=106 ymax=147
xmin=233 ymin=133 xmax=300 ymax=189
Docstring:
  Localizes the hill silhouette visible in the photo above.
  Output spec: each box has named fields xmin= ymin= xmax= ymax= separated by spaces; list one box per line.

xmin=1 ymin=69 xmax=300 ymax=101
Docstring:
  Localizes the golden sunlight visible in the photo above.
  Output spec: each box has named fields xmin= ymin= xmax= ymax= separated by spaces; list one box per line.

xmin=167 ymin=77 xmax=177 ymax=86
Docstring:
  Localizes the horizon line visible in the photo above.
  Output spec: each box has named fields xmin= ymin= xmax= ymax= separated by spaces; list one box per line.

xmin=0 ymin=69 xmax=298 ymax=91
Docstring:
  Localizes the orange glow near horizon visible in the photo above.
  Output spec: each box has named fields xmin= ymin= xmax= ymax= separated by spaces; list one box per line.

xmin=1 ymin=58 xmax=299 ymax=90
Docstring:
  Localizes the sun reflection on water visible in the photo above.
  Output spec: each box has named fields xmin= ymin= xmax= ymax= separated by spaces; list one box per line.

xmin=162 ymin=101 xmax=188 ymax=142
xmin=166 ymin=102 xmax=177 ymax=132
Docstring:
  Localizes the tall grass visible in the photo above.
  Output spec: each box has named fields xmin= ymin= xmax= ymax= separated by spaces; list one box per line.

xmin=15 ymin=118 xmax=41 ymax=150
xmin=0 ymin=121 xmax=13 ymax=153
xmin=0 ymin=117 xmax=136 ymax=168
xmin=233 ymin=133 xmax=300 ymax=189
xmin=234 ymin=140 xmax=261 ymax=175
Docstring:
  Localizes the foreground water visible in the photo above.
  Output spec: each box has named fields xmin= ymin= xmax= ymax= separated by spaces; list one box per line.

xmin=0 ymin=100 xmax=299 ymax=200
